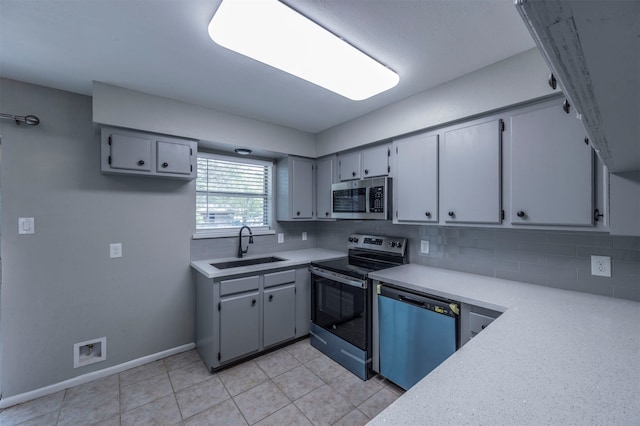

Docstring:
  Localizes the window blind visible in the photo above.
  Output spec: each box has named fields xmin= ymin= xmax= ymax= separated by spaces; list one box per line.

xmin=196 ymin=153 xmax=273 ymax=230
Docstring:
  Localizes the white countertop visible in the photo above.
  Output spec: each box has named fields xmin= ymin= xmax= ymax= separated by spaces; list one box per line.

xmin=191 ymin=248 xmax=345 ymax=279
xmin=367 ymin=264 xmax=640 ymax=425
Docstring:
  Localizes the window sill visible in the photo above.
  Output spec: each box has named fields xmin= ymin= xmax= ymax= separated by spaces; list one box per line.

xmin=192 ymin=228 xmax=276 ymax=240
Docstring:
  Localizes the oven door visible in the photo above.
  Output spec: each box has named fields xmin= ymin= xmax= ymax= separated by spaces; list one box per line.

xmin=310 ymin=267 xmax=369 ymax=351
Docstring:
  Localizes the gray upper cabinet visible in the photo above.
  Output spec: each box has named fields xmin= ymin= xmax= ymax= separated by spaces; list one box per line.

xmin=338 ymin=151 xmax=361 ymax=181
xmin=510 ymin=100 xmax=594 ymax=226
xmin=101 ymin=127 xmax=196 ymax=180
xmin=156 ymin=139 xmax=193 ymax=175
xmin=361 ymin=144 xmax=391 ymax=178
xmin=316 ymin=155 xmax=336 ymax=220
xmin=338 ymin=144 xmax=390 ymax=181
xmin=276 ymin=156 xmax=315 ymax=221
xmin=442 ymin=118 xmax=503 ymax=224
xmin=393 ymin=133 xmax=439 ymax=223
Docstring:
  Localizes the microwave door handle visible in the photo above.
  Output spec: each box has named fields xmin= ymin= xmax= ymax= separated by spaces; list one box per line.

xmin=309 ymin=267 xmax=366 ymax=289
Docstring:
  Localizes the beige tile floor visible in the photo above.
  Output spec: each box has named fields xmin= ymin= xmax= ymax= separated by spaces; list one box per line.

xmin=0 ymin=338 xmax=403 ymax=426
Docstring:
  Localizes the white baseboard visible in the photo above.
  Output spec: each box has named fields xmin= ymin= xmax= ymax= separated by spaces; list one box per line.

xmin=0 ymin=342 xmax=196 ymax=410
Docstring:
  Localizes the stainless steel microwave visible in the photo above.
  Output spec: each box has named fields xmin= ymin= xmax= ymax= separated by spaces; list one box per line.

xmin=331 ymin=177 xmax=391 ymax=220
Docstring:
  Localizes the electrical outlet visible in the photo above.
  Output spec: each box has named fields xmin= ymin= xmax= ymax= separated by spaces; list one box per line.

xmin=591 ymin=255 xmax=611 ymax=277
xmin=421 ymin=240 xmax=430 ymax=254
xmin=302 ymin=232 xmax=307 ymax=241
xmin=277 ymin=233 xmax=284 ymax=244
xmin=110 ymin=243 xmax=122 ymax=258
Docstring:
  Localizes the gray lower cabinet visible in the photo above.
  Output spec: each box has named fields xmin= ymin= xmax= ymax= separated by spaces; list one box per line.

xmin=264 ymin=284 xmax=296 ymax=347
xmin=219 ymin=290 xmax=260 ymax=362
xmin=196 ymin=267 xmax=310 ymax=371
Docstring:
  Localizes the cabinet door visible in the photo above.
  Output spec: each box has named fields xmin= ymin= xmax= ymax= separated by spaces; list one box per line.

xmin=291 ymin=157 xmax=314 ymax=219
xmin=219 ymin=291 xmax=260 ymax=362
xmin=394 ymin=133 xmax=438 ymax=223
xmin=316 ymin=156 xmax=335 ymax=219
xmin=442 ymin=119 xmax=502 ymax=224
xmin=361 ymin=144 xmax=390 ymax=178
xmin=156 ymin=139 xmax=193 ymax=175
xmin=108 ymin=132 xmax=152 ymax=172
xmin=510 ymin=101 xmax=594 ymax=226
xmin=339 ymin=152 xmax=361 ymax=181
xmin=263 ymin=284 xmax=296 ymax=347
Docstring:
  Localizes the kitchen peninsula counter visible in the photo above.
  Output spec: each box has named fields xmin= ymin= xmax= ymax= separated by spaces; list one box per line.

xmin=368 ymin=264 xmax=639 ymax=425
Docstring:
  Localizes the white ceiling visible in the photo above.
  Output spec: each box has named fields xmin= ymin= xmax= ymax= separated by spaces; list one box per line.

xmin=0 ymin=0 xmax=535 ymax=134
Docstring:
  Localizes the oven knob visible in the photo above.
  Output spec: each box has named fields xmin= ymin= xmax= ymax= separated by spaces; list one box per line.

xmin=396 ymin=242 xmax=403 ymax=248
xmin=348 ymin=237 xmax=353 ymax=242
xmin=388 ymin=241 xmax=396 ymax=248
xmin=353 ymin=237 xmax=359 ymax=243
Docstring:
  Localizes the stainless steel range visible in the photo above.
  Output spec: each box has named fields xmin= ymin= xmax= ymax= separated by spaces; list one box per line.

xmin=309 ymin=234 xmax=408 ymax=380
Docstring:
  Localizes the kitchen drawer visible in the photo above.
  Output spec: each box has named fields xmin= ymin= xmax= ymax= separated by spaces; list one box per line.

xmin=469 ymin=312 xmax=496 ymax=338
xmin=263 ymin=270 xmax=296 ymax=288
xmin=220 ymin=275 xmax=260 ymax=296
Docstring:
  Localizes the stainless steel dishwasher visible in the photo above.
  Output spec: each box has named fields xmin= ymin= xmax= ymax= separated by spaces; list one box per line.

xmin=378 ymin=284 xmax=459 ymax=390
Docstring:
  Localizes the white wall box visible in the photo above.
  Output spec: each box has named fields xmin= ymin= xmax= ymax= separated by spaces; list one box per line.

xmin=338 ymin=143 xmax=390 ymax=181
xmin=73 ymin=337 xmax=107 ymax=368
xmin=441 ymin=118 xmax=503 ymax=224
xmin=276 ymin=156 xmax=315 ymax=221
xmin=393 ymin=132 xmax=439 ymax=223
xmin=510 ymin=99 xmax=594 ymax=226
xmin=195 ymin=267 xmax=309 ymax=371
xmin=315 ymin=155 xmax=337 ymax=220
xmin=101 ymin=127 xmax=197 ymax=180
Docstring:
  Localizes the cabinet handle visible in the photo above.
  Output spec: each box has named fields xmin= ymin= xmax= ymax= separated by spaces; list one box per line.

xmin=425 ymin=212 xmax=431 ymax=217
xmin=563 ymin=99 xmax=571 ymax=114
xmin=269 ymin=294 xmax=273 ymax=301
xmin=251 ymin=299 xmax=256 ymax=306
xmin=137 ymin=160 xmax=145 ymax=166
xmin=548 ymin=73 xmax=557 ymax=90
xmin=296 ymin=211 xmax=300 ymax=216
xmin=352 ymin=171 xmax=356 ymax=177
xmin=364 ymin=169 xmax=369 ymax=175
xmin=594 ymin=209 xmax=604 ymax=222
xmin=517 ymin=211 xmax=526 ymax=218
xmin=448 ymin=211 xmax=455 ymax=217
xmin=162 ymin=162 xmax=168 ymax=168
xmin=325 ymin=212 xmax=329 ymax=217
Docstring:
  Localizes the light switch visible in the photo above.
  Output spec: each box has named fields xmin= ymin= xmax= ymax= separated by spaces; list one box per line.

xmin=302 ymin=232 xmax=308 ymax=241
xmin=18 ymin=217 xmax=35 ymax=234
xmin=110 ymin=243 xmax=122 ymax=258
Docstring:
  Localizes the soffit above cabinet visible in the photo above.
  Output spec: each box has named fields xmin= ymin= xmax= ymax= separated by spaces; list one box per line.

xmin=516 ymin=0 xmax=640 ymax=173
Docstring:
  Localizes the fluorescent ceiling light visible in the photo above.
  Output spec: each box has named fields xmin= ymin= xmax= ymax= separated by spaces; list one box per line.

xmin=208 ymin=0 xmax=399 ymax=101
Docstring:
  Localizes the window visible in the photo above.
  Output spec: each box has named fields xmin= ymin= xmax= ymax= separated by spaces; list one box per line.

xmin=196 ymin=153 xmax=273 ymax=233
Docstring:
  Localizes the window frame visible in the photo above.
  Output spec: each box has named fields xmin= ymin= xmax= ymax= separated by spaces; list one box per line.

xmin=194 ymin=152 xmax=275 ymax=239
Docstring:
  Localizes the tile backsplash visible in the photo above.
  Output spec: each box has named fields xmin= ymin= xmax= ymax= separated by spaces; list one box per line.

xmin=191 ymin=220 xmax=640 ymax=302
xmin=315 ymin=221 xmax=640 ymax=302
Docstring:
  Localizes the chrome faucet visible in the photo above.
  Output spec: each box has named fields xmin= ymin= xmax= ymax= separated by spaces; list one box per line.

xmin=237 ymin=226 xmax=253 ymax=258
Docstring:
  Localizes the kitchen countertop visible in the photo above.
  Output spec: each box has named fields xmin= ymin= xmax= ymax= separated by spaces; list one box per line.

xmin=367 ymin=264 xmax=640 ymax=425
xmin=191 ymin=248 xmax=345 ymax=279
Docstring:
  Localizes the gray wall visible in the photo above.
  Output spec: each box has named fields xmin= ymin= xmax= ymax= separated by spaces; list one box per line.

xmin=0 ymin=79 xmax=195 ymax=397
xmin=316 ymin=221 xmax=640 ymax=302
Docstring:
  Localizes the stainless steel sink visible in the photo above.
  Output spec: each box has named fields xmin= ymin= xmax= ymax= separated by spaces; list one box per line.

xmin=210 ymin=256 xmax=286 ymax=270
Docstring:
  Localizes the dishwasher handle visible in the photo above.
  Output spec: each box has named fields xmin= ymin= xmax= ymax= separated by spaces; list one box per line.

xmin=399 ymin=295 xmax=426 ymax=308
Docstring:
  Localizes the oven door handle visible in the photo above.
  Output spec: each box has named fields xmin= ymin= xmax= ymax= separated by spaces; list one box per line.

xmin=309 ymin=266 xmax=366 ymax=289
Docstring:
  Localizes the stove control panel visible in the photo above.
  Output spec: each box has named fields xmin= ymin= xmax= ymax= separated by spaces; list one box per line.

xmin=347 ymin=234 xmax=407 ymax=255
